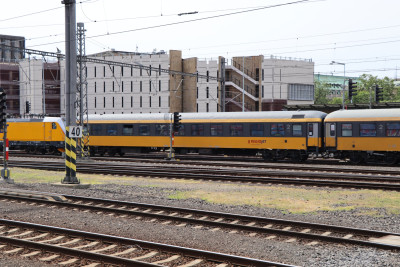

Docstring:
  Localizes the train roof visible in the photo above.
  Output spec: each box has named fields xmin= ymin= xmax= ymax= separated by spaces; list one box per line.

xmin=88 ymin=110 xmax=327 ymax=122
xmin=7 ymin=117 xmax=65 ymax=133
xmin=325 ymin=108 xmax=400 ymax=121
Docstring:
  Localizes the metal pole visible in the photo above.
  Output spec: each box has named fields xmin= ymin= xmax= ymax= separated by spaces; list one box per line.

xmin=62 ymin=0 xmax=79 ymax=184
xmin=242 ymin=56 xmax=245 ymax=112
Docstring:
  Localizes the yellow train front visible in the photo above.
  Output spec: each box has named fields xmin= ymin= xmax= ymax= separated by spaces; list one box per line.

xmin=88 ymin=111 xmax=327 ymax=161
xmin=0 ymin=117 xmax=65 ymax=154
xmin=324 ymin=108 xmax=400 ymax=164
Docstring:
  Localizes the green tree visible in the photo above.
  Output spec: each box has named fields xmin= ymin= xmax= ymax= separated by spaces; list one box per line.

xmin=314 ymin=80 xmax=330 ymax=104
xmin=352 ymin=74 xmax=397 ymax=104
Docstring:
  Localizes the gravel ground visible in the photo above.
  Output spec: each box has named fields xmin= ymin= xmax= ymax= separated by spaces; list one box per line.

xmin=0 ymin=177 xmax=399 ymax=266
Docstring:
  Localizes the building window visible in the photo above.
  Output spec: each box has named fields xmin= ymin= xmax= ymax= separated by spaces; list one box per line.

xmin=206 ymin=70 xmax=209 ymax=82
xmin=94 ymin=97 xmax=96 ymax=108
xmin=159 ymin=80 xmax=161 ymax=91
xmin=112 ymin=81 xmax=115 ymax=92
xmin=262 ymin=85 xmax=264 ymax=98
xmin=103 ymin=66 xmax=105 ymax=77
xmin=131 ymin=96 xmax=133 ymax=107
xmin=131 ymin=67 xmax=133 ymax=76
xmin=140 ymin=81 xmax=142 ymax=92
xmin=121 ymin=66 xmax=124 ymax=76
xmin=206 ymin=87 xmax=209 ymax=98
xmin=159 ymin=64 xmax=161 ymax=75
xmin=342 ymin=123 xmax=353 ymax=137
xmin=122 ymin=97 xmax=124 ymax=108
xmin=94 ymin=82 xmax=97 ymax=93
xmin=103 ymin=97 xmax=106 ymax=108
xmin=94 ymin=66 xmax=97 ymax=77
xmin=262 ymin=69 xmax=264 ymax=81
xmin=149 ymin=96 xmax=151 ymax=107
xmin=149 ymin=65 xmax=152 ymax=76
xmin=159 ymin=96 xmax=161 ymax=107
xmin=131 ymin=81 xmax=133 ymax=92
xmin=112 ymin=66 xmax=114 ymax=74
xmin=122 ymin=81 xmax=124 ymax=92
xmin=140 ymin=96 xmax=142 ymax=107
xmin=197 ymin=87 xmax=199 ymax=99
xmin=112 ymin=97 xmax=115 ymax=108
xmin=103 ymin=81 xmax=105 ymax=92
xmin=206 ymin=103 xmax=209 ymax=112
xmin=149 ymin=80 xmax=152 ymax=92
xmin=288 ymin=84 xmax=314 ymax=101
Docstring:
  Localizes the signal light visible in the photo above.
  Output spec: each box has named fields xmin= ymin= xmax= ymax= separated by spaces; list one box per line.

xmin=0 ymin=89 xmax=6 ymax=130
xmin=348 ymin=79 xmax=357 ymax=100
xmin=173 ymin=112 xmax=182 ymax=132
xmin=375 ymin=85 xmax=383 ymax=103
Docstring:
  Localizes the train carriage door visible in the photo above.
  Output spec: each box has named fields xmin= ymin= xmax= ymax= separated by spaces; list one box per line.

xmin=44 ymin=122 xmax=52 ymax=141
xmin=325 ymin=122 xmax=336 ymax=148
xmin=307 ymin=123 xmax=319 ymax=148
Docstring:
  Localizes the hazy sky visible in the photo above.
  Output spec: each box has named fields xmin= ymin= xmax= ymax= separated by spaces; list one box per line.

xmin=1 ymin=0 xmax=399 ymax=78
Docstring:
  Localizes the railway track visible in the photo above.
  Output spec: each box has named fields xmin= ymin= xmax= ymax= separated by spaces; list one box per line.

xmin=1 ymin=191 xmax=400 ymax=252
xmin=6 ymin=159 xmax=400 ymax=191
xmin=0 ymin=218 xmax=290 ymax=267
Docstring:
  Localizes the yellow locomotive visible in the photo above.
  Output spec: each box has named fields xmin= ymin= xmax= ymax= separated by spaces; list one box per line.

xmin=88 ymin=111 xmax=327 ymax=161
xmin=0 ymin=117 xmax=65 ymax=154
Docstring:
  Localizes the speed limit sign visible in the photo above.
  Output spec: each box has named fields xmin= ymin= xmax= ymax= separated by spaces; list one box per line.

xmin=68 ymin=126 xmax=83 ymax=138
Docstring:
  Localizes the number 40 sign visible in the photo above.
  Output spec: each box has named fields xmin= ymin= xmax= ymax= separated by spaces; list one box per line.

xmin=68 ymin=126 xmax=83 ymax=138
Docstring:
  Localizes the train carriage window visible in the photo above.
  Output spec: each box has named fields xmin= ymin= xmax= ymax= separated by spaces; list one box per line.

xmin=250 ymin=123 xmax=264 ymax=137
xmin=175 ymin=125 xmax=185 ymax=136
xmin=360 ymin=123 xmax=376 ymax=137
xmin=230 ymin=124 xmax=243 ymax=136
xmin=52 ymin=122 xmax=57 ymax=129
xmin=386 ymin=122 xmax=400 ymax=136
xmin=210 ymin=124 xmax=223 ymax=136
xmin=330 ymin=124 xmax=335 ymax=136
xmin=106 ymin=125 xmax=117 ymax=136
xmin=292 ymin=124 xmax=302 ymax=136
xmin=191 ymin=124 xmax=204 ymax=136
xmin=271 ymin=123 xmax=285 ymax=137
xmin=90 ymin=124 xmax=102 ymax=135
xmin=308 ymin=124 xmax=313 ymax=136
xmin=122 ymin=125 xmax=133 ymax=136
xmin=342 ymin=123 xmax=353 ymax=137
xmin=139 ymin=125 xmax=150 ymax=136
xmin=155 ymin=124 xmax=169 ymax=136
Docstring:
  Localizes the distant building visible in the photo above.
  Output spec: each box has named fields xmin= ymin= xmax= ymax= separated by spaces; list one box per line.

xmin=314 ymin=74 xmax=359 ymax=99
xmin=0 ymin=34 xmax=25 ymax=62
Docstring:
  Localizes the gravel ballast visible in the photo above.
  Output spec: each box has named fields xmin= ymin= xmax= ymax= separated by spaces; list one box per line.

xmin=0 ymin=174 xmax=399 ymax=266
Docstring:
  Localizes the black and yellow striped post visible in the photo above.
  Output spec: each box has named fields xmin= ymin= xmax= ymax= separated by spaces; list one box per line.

xmin=62 ymin=126 xmax=79 ymax=184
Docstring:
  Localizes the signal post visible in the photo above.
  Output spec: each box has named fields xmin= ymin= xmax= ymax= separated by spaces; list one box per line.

xmin=167 ymin=112 xmax=182 ymax=160
xmin=0 ymin=88 xmax=12 ymax=183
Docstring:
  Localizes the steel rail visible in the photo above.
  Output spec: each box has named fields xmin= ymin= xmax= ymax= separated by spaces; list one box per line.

xmin=7 ymin=160 xmax=400 ymax=191
xmin=0 ymin=219 xmax=294 ymax=267
xmin=1 ymin=193 xmax=400 ymax=251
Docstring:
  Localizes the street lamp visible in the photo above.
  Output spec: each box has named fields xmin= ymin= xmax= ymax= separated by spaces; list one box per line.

xmin=330 ymin=61 xmax=346 ymax=109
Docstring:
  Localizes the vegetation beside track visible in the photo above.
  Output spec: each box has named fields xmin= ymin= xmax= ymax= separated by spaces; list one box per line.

xmin=9 ymin=168 xmax=400 ymax=215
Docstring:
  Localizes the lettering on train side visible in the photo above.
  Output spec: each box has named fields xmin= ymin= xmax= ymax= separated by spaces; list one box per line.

xmin=247 ymin=139 xmax=267 ymax=144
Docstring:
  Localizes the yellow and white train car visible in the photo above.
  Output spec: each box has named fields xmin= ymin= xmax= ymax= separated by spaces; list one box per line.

xmin=0 ymin=117 xmax=65 ymax=154
xmin=324 ymin=108 xmax=400 ymax=164
xmin=88 ymin=111 xmax=327 ymax=161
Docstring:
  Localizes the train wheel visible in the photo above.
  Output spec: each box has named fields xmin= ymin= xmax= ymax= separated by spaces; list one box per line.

xmin=385 ymin=153 xmax=397 ymax=165
xmin=349 ymin=152 xmax=364 ymax=164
